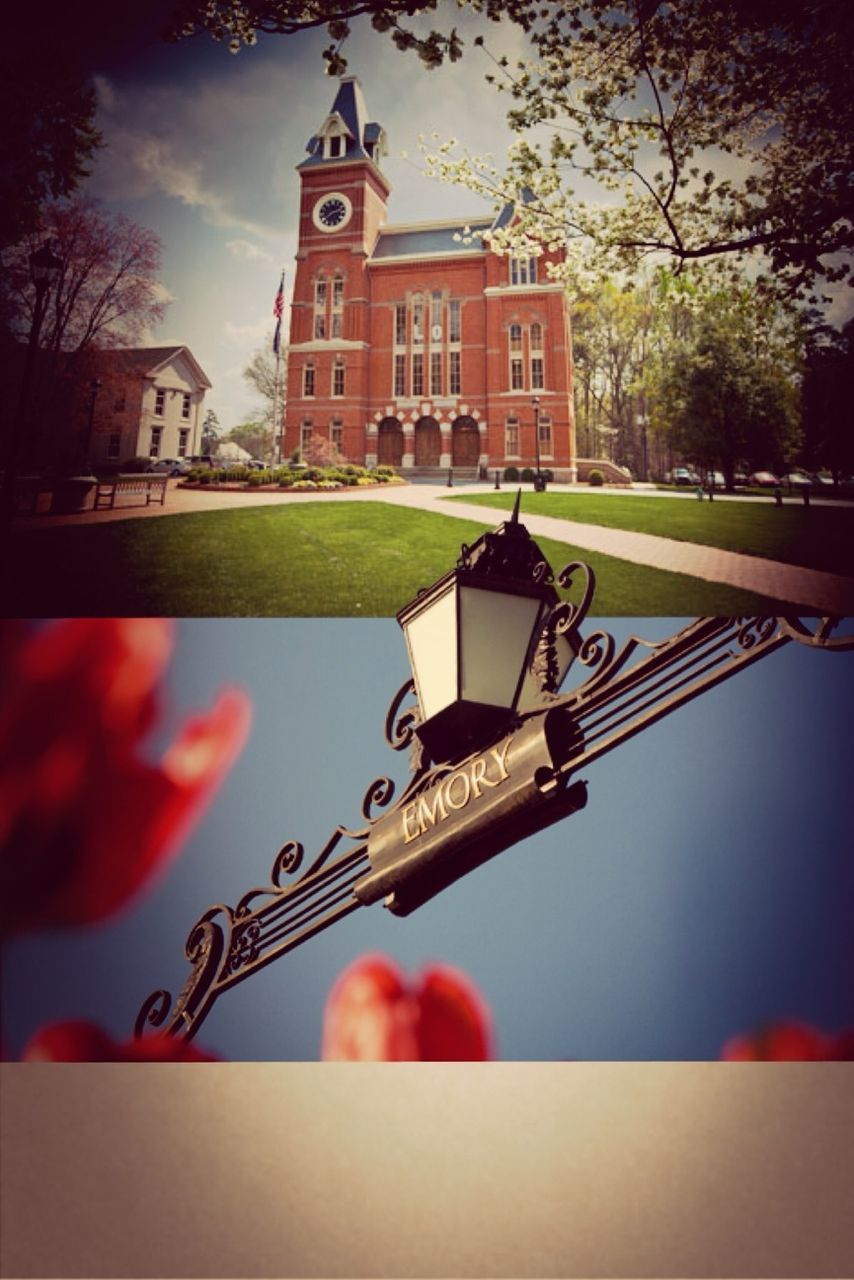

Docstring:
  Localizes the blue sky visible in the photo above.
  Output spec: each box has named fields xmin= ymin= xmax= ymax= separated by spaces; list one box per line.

xmin=4 ymin=615 xmax=853 ymax=1060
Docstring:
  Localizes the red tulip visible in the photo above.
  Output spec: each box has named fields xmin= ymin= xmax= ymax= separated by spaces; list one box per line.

xmin=321 ymin=953 xmax=493 ymax=1060
xmin=722 ymin=1020 xmax=854 ymax=1061
xmin=0 ymin=619 xmax=251 ymax=936
xmin=21 ymin=1019 xmax=218 ymax=1062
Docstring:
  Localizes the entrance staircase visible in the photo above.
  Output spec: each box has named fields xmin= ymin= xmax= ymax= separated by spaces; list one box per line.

xmin=406 ymin=466 xmax=480 ymax=484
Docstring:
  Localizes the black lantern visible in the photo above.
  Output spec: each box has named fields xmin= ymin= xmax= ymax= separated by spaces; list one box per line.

xmin=398 ymin=496 xmax=558 ymax=762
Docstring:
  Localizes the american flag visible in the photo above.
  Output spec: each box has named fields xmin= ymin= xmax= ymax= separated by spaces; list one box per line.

xmin=273 ymin=271 xmax=284 ymax=354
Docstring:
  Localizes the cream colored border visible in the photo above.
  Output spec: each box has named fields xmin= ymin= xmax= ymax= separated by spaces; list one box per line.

xmin=2 ymin=1063 xmax=852 ymax=1278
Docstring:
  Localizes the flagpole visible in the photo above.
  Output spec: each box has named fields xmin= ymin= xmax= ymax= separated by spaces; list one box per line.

xmin=272 ymin=269 xmax=285 ymax=466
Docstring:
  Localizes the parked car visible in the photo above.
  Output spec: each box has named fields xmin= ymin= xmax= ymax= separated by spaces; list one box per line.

xmin=748 ymin=471 xmax=780 ymax=487
xmin=188 ymin=454 xmax=215 ymax=468
xmin=669 ymin=466 xmax=701 ymax=485
xmin=150 ymin=458 xmax=191 ymax=476
xmin=782 ymin=472 xmax=812 ymax=488
xmin=704 ymin=471 xmax=726 ymax=489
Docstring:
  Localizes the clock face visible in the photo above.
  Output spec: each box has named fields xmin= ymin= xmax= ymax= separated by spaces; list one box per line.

xmin=313 ymin=193 xmax=352 ymax=232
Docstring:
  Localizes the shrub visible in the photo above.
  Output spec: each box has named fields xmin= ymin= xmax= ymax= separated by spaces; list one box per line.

xmin=291 ymin=479 xmax=318 ymax=490
xmin=588 ymin=469 xmax=605 ymax=487
xmin=373 ymin=465 xmax=397 ymax=478
xmin=317 ymin=480 xmax=343 ymax=490
xmin=246 ymin=471 xmax=273 ymax=486
xmin=504 ymin=466 xmax=520 ymax=481
xmin=521 ymin=467 xmax=535 ymax=482
xmin=543 ymin=469 xmax=554 ymax=482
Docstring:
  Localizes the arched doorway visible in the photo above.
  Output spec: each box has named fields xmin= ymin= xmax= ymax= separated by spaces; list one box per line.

xmin=414 ymin=416 xmax=441 ymax=467
xmin=377 ymin=417 xmax=403 ymax=467
xmin=452 ymin=415 xmax=480 ymax=467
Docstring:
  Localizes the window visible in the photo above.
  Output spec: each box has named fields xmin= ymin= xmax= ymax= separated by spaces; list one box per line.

xmin=395 ymin=303 xmax=406 ymax=346
xmin=150 ymin=426 xmax=162 ymax=458
xmin=154 ymin=389 xmax=165 ymax=417
xmin=178 ymin=428 xmax=189 ymax=457
xmin=505 ymin=416 xmax=520 ymax=456
xmin=315 ymin=279 xmax=327 ymax=307
xmin=430 ymin=351 xmax=442 ymax=397
xmin=449 ymin=350 xmax=461 ymax=395
xmin=509 ymin=323 xmax=522 ymax=353
xmin=331 ymin=275 xmax=343 ymax=337
xmin=412 ymin=295 xmax=424 ymax=343
xmin=431 ymin=291 xmax=442 ymax=328
xmin=511 ymin=358 xmax=524 ymax=390
xmin=304 ymin=363 xmax=316 ymax=397
xmin=181 ymin=392 xmax=191 ymax=419
xmin=331 ymin=417 xmax=343 ymax=452
xmin=107 ymin=432 xmax=121 ymax=459
xmin=332 ymin=358 xmax=345 ymax=397
xmin=531 ymin=357 xmax=544 ymax=390
xmin=328 ymin=134 xmax=344 ymax=159
xmin=530 ymin=322 xmax=543 ymax=349
xmin=538 ymin=414 xmax=553 ymax=455
xmin=314 ymin=313 xmax=326 ymax=340
xmin=412 ymin=352 xmax=424 ymax=397
xmin=301 ymin=419 xmax=313 ymax=450
xmin=449 ymin=299 xmax=461 ymax=343
xmin=394 ymin=353 xmax=406 ymax=397
xmin=510 ymin=256 xmax=537 ymax=286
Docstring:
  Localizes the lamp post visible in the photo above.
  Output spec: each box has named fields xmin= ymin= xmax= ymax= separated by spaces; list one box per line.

xmin=532 ymin=395 xmax=544 ymax=491
xmin=0 ymin=240 xmax=62 ymax=538
xmin=134 ymin=511 xmax=854 ymax=1043
xmin=81 ymin=379 xmax=102 ymax=468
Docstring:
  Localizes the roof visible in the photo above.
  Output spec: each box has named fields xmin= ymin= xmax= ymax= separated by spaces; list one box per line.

xmin=92 ymin=345 xmax=212 ymax=388
xmin=371 ymin=219 xmax=493 ymax=261
xmin=301 ymin=77 xmax=386 ymax=169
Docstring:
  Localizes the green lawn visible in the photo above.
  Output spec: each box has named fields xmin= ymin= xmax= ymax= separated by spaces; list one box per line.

xmin=447 ymin=491 xmax=854 ymax=576
xmin=3 ymin=503 xmax=804 ymax=616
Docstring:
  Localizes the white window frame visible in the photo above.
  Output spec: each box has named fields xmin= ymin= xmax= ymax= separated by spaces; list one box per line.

xmin=332 ymin=358 xmax=345 ymax=397
xmin=449 ymin=350 xmax=461 ymax=395
xmin=150 ymin=426 xmax=162 ymax=458
xmin=505 ymin=416 xmax=520 ymax=457
xmin=181 ymin=392 xmax=191 ymax=420
xmin=394 ymin=353 xmax=406 ymax=397
xmin=178 ymin=427 xmax=190 ymax=457
xmin=412 ymin=352 xmax=424 ymax=397
xmin=154 ymin=388 xmax=165 ymax=417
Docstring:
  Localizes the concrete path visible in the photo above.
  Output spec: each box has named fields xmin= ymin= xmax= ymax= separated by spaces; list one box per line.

xmin=14 ymin=479 xmax=854 ymax=614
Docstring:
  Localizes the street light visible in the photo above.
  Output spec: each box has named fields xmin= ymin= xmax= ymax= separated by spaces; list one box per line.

xmin=82 ymin=378 xmax=102 ymax=468
xmin=0 ymin=240 xmax=62 ymax=537
xmin=398 ymin=493 xmax=558 ymax=763
xmin=532 ymin=395 xmax=545 ymax=491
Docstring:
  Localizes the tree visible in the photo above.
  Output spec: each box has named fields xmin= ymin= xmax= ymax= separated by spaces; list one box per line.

xmin=301 ymin=433 xmax=345 ymax=466
xmin=201 ymin=409 xmax=222 ymax=454
xmin=800 ymin=319 xmax=854 ymax=481
xmin=224 ymin=421 xmax=273 ymax=460
xmin=242 ymin=342 xmax=285 ymax=429
xmin=425 ymin=1 xmax=853 ymax=299
xmin=4 ymin=198 xmax=167 ymax=353
xmin=0 ymin=49 xmax=101 ymax=250
xmin=649 ymin=291 xmax=802 ymax=484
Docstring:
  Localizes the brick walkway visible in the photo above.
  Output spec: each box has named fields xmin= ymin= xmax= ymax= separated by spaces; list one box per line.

xmin=14 ymin=479 xmax=854 ymax=614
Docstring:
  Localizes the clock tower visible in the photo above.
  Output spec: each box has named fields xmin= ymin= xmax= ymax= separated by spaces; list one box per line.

xmin=285 ymin=78 xmax=389 ymax=462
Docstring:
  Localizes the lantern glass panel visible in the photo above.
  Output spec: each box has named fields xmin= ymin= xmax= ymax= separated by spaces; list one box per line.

xmin=459 ymin=583 xmax=545 ymax=710
xmin=403 ymin=584 xmax=458 ymax=721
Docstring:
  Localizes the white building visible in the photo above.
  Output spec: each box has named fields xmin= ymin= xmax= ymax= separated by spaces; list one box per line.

xmin=88 ymin=346 xmax=211 ymax=466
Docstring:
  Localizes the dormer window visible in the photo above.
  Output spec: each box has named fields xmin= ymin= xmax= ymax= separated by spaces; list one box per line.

xmin=326 ymin=134 xmax=345 ymax=160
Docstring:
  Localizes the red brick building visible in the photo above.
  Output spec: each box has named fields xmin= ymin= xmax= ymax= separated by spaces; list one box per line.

xmin=283 ymin=78 xmax=577 ymax=478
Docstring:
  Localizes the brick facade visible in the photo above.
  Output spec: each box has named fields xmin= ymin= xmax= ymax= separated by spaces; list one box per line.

xmin=283 ymin=78 xmax=577 ymax=477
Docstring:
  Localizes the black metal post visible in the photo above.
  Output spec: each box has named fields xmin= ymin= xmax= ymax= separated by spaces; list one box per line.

xmin=81 ymin=379 xmax=102 ymax=469
xmin=494 ymin=469 xmax=501 ymax=490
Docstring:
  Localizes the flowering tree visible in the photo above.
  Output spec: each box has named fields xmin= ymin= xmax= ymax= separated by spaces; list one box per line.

xmin=322 ymin=954 xmax=493 ymax=1060
xmin=0 ymin=618 xmax=251 ymax=939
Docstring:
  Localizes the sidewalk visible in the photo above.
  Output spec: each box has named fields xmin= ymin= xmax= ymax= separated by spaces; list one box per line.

xmin=13 ymin=479 xmax=854 ymax=614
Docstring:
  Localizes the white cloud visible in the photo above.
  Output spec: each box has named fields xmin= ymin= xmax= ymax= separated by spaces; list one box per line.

xmin=223 ymin=318 xmax=271 ymax=345
xmin=226 ymin=239 xmax=273 ymax=262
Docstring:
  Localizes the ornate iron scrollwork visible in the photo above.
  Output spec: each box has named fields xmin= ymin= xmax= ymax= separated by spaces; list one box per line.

xmin=135 ymin=583 xmax=853 ymax=1044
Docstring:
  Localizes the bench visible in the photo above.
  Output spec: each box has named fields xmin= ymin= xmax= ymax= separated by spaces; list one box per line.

xmin=95 ymin=474 xmax=169 ymax=511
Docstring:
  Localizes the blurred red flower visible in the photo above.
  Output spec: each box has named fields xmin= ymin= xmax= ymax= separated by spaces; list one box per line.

xmin=321 ymin=953 xmax=493 ymax=1060
xmin=21 ymin=1019 xmax=218 ymax=1062
xmin=722 ymin=1020 xmax=854 ymax=1061
xmin=0 ymin=619 xmax=251 ymax=937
